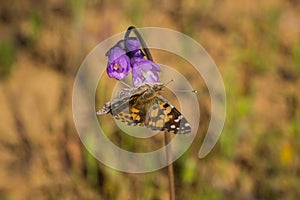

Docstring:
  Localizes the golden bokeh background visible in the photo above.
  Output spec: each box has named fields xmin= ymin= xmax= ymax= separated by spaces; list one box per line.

xmin=0 ymin=0 xmax=299 ymax=199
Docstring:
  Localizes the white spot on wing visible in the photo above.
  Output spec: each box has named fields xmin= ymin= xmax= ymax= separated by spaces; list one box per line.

xmin=174 ymin=115 xmax=183 ymax=123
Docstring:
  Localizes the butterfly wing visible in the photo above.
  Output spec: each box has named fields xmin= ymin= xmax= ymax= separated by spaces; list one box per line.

xmin=146 ymin=96 xmax=191 ymax=134
xmin=97 ymin=87 xmax=148 ymax=126
xmin=109 ymin=95 xmax=144 ymax=126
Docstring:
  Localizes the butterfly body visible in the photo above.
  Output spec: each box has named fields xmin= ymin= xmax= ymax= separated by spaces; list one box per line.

xmin=97 ymin=83 xmax=191 ymax=134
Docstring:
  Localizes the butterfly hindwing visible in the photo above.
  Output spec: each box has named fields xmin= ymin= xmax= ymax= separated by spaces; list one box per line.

xmin=111 ymin=95 xmax=142 ymax=126
xmin=146 ymin=96 xmax=191 ymax=134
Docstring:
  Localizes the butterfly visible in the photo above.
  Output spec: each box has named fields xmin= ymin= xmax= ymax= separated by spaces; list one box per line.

xmin=96 ymin=83 xmax=191 ymax=134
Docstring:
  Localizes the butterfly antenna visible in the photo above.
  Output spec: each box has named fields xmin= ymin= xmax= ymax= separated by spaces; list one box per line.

xmin=162 ymin=79 xmax=197 ymax=94
xmin=164 ymin=79 xmax=175 ymax=87
xmin=173 ymin=89 xmax=198 ymax=93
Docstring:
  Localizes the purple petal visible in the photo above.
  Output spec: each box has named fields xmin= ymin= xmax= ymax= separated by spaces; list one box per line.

xmin=107 ymin=47 xmax=126 ymax=63
xmin=131 ymin=57 xmax=161 ymax=87
xmin=106 ymin=46 xmax=130 ymax=80
xmin=125 ymin=38 xmax=141 ymax=52
xmin=131 ymin=57 xmax=161 ymax=72
xmin=132 ymin=76 xmax=144 ymax=87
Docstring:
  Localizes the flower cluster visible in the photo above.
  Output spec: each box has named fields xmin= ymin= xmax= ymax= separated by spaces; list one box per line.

xmin=106 ymin=37 xmax=160 ymax=87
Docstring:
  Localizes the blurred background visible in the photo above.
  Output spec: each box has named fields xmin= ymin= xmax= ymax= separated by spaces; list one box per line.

xmin=1 ymin=0 xmax=300 ymax=199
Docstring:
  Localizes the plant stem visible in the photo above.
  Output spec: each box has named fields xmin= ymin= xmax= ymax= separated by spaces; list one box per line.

xmin=125 ymin=26 xmax=153 ymax=61
xmin=125 ymin=26 xmax=175 ymax=199
xmin=164 ymin=131 xmax=175 ymax=200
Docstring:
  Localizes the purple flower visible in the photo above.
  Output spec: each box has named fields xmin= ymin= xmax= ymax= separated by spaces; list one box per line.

xmin=106 ymin=46 xmax=130 ymax=80
xmin=131 ymin=57 xmax=161 ymax=87
xmin=125 ymin=37 xmax=145 ymax=58
xmin=105 ymin=37 xmax=161 ymax=85
xmin=125 ymin=38 xmax=141 ymax=52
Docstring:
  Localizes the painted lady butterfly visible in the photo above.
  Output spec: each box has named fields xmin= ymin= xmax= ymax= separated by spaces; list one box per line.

xmin=97 ymin=83 xmax=191 ymax=134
